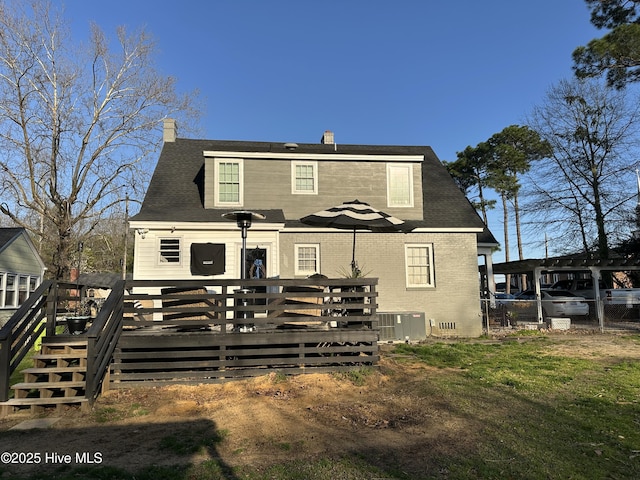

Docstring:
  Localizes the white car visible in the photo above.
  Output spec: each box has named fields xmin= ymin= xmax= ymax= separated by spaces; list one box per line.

xmin=517 ymin=289 xmax=589 ymax=318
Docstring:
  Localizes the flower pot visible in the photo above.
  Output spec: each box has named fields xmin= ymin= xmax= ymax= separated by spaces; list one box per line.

xmin=66 ymin=316 xmax=90 ymax=335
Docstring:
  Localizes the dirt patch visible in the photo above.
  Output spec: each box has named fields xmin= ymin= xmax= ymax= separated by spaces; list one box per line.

xmin=0 ymin=332 xmax=637 ymax=476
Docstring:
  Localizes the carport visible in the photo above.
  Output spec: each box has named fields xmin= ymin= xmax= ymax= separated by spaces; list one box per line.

xmin=489 ymin=256 xmax=640 ymax=331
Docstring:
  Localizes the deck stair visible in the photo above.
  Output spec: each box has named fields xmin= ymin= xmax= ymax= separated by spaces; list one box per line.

xmin=0 ymin=339 xmax=89 ymax=415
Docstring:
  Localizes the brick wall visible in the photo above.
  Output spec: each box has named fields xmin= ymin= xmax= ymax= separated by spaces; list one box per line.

xmin=280 ymin=231 xmax=483 ymax=337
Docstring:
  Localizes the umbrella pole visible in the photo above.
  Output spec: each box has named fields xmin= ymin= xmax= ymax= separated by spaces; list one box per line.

xmin=351 ymin=228 xmax=357 ymax=273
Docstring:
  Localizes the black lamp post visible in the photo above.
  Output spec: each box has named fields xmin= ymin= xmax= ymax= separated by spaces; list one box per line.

xmin=222 ymin=211 xmax=266 ymax=333
xmin=222 ymin=211 xmax=266 ymax=279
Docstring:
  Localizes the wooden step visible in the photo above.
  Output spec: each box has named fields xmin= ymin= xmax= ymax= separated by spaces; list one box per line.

xmin=40 ymin=344 xmax=88 ymax=356
xmin=32 ymin=352 xmax=87 ymax=368
xmin=22 ymin=366 xmax=85 ymax=375
xmin=42 ymin=339 xmax=88 ymax=348
xmin=2 ymin=396 xmax=88 ymax=406
xmin=33 ymin=353 xmax=87 ymax=360
xmin=0 ymin=396 xmax=89 ymax=416
xmin=12 ymin=383 xmax=85 ymax=400
xmin=1 ymin=335 xmax=94 ymax=417
xmin=12 ymin=381 xmax=85 ymax=390
xmin=21 ymin=366 xmax=86 ymax=384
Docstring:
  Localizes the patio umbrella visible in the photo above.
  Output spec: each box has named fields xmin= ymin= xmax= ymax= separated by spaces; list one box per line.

xmin=300 ymin=199 xmax=414 ymax=272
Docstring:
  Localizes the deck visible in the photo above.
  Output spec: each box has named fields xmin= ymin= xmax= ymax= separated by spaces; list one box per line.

xmin=0 ymin=277 xmax=379 ymax=414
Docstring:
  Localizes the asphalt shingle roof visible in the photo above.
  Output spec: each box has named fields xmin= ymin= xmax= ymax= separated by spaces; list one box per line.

xmin=132 ymin=138 xmax=497 ymax=244
xmin=0 ymin=227 xmax=25 ymax=251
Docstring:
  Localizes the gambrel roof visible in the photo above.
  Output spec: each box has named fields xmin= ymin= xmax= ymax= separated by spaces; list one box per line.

xmin=132 ymin=138 xmax=497 ymax=245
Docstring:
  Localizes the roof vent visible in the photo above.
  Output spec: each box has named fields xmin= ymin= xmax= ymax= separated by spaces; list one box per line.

xmin=284 ymin=142 xmax=298 ymax=150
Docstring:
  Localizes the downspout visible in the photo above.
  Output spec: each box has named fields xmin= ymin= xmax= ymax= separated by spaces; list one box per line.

xmin=484 ymin=251 xmax=496 ymax=308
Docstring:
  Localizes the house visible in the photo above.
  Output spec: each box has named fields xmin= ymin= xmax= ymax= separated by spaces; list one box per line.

xmin=0 ymin=228 xmax=46 ymax=326
xmin=129 ymin=120 xmax=498 ymax=337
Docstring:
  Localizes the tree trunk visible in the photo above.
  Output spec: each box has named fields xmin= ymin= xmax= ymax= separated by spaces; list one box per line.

xmin=478 ymin=181 xmax=489 ymax=225
xmin=502 ymin=193 xmax=511 ymax=294
xmin=52 ymin=202 xmax=73 ymax=280
xmin=513 ymin=193 xmax=527 ymax=290
xmin=592 ymin=177 xmax=609 ymax=259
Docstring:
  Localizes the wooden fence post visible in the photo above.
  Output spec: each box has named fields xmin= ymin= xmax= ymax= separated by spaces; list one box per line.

xmin=0 ymin=335 xmax=10 ymax=402
xmin=45 ymin=282 xmax=58 ymax=337
xmin=84 ymin=335 xmax=97 ymax=402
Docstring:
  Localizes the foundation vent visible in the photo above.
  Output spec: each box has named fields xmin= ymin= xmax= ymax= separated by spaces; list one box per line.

xmin=438 ymin=321 xmax=457 ymax=330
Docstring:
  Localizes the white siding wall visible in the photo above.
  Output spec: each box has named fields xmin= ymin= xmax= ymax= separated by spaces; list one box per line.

xmin=133 ymin=227 xmax=280 ymax=282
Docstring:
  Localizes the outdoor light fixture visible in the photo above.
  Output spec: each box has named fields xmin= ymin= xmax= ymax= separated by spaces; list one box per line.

xmin=222 ymin=210 xmax=266 ymax=334
xmin=222 ymin=211 xmax=266 ymax=280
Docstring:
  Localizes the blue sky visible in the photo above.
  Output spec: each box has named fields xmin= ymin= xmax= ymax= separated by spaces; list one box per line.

xmin=64 ymin=0 xmax=602 ymax=261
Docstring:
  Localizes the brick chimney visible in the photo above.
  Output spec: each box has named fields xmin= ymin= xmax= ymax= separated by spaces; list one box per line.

xmin=163 ymin=118 xmax=177 ymax=142
xmin=321 ymin=130 xmax=334 ymax=145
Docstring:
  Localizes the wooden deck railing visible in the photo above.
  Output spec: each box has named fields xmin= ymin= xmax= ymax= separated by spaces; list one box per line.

xmin=85 ymin=280 xmax=125 ymax=403
xmin=0 ymin=279 xmax=125 ymax=404
xmin=1 ymin=277 xmax=379 ymax=402
xmin=0 ymin=280 xmax=54 ymax=402
xmin=122 ymin=278 xmax=378 ymax=331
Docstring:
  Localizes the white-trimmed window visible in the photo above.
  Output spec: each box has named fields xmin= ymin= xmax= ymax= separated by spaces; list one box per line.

xmin=159 ymin=238 xmax=181 ymax=264
xmin=387 ymin=163 xmax=414 ymax=207
xmin=295 ymin=244 xmax=320 ymax=276
xmin=291 ymin=161 xmax=318 ymax=194
xmin=405 ymin=244 xmax=434 ymax=288
xmin=215 ymin=158 xmax=243 ymax=206
xmin=5 ymin=274 xmax=16 ymax=307
xmin=18 ymin=276 xmax=29 ymax=305
xmin=0 ymin=273 xmax=40 ymax=308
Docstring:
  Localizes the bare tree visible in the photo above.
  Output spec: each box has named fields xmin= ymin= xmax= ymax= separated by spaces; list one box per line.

xmin=0 ymin=1 xmax=199 ymax=279
xmin=525 ymin=78 xmax=640 ymax=259
xmin=82 ymin=209 xmax=133 ymax=275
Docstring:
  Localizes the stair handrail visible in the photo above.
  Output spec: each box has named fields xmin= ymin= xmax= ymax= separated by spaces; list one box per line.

xmin=0 ymin=280 xmax=54 ymax=402
xmin=84 ymin=279 xmax=125 ymax=404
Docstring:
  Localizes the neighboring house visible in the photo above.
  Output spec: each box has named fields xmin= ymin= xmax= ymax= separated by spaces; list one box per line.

xmin=129 ymin=120 xmax=498 ymax=337
xmin=0 ymin=228 xmax=46 ymax=326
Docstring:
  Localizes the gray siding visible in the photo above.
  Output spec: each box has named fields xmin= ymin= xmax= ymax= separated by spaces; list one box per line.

xmin=0 ymin=233 xmax=43 ymax=276
xmin=204 ymin=157 xmax=423 ymax=220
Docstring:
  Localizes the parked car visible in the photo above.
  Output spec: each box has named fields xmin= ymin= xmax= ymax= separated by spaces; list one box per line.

xmin=516 ymin=289 xmax=589 ymax=318
xmin=550 ymin=278 xmax=640 ymax=305
xmin=549 ymin=278 xmax=607 ymax=299
xmin=494 ymin=292 xmax=515 ymax=306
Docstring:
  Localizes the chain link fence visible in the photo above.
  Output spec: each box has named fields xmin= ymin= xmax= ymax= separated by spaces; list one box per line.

xmin=481 ymin=297 xmax=640 ymax=332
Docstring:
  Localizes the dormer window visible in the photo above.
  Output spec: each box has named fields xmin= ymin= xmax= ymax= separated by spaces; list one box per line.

xmin=291 ymin=161 xmax=318 ymax=194
xmin=387 ymin=163 xmax=414 ymax=208
xmin=215 ymin=158 xmax=243 ymax=206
